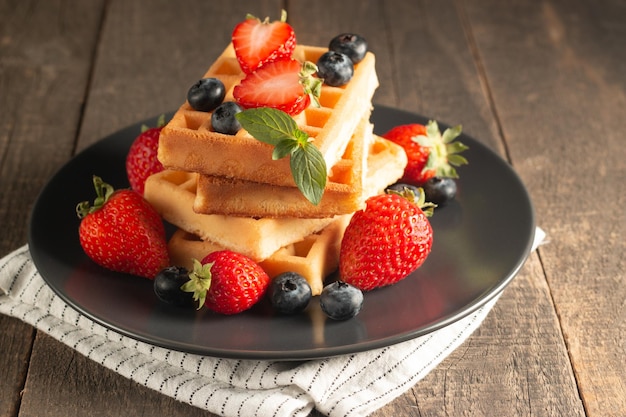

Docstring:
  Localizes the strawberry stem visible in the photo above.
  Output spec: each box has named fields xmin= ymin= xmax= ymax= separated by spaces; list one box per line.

xmin=386 ymin=186 xmax=437 ymax=217
xmin=181 ymin=259 xmax=214 ymax=310
xmin=76 ymin=176 xmax=115 ymax=219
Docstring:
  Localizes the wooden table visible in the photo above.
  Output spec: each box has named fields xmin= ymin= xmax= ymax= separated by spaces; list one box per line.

xmin=1 ymin=0 xmax=624 ymax=416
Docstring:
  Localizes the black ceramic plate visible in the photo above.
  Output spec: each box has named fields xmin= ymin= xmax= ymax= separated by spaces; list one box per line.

xmin=29 ymin=106 xmax=535 ymax=360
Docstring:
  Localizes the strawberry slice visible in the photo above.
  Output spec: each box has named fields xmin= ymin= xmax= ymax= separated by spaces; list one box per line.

xmin=232 ymin=11 xmax=296 ymax=74
xmin=233 ymin=59 xmax=321 ymax=116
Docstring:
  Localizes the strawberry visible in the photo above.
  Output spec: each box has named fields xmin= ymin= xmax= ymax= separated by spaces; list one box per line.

xmin=339 ymin=189 xmax=435 ymax=291
xmin=382 ymin=120 xmax=468 ymax=185
xmin=76 ymin=176 xmax=169 ymax=279
xmin=126 ymin=115 xmax=166 ymax=195
xmin=181 ymin=250 xmax=270 ymax=315
xmin=233 ymin=59 xmax=321 ymax=116
xmin=232 ymin=10 xmax=296 ymax=74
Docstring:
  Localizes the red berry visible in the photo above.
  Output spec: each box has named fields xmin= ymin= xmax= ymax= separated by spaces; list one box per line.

xmin=339 ymin=192 xmax=434 ymax=291
xmin=181 ymin=250 xmax=270 ymax=315
xmin=76 ymin=176 xmax=169 ymax=279
xmin=233 ymin=59 xmax=318 ymax=116
xmin=232 ymin=11 xmax=296 ymax=74
xmin=382 ymin=121 xmax=467 ymax=186
xmin=126 ymin=115 xmax=166 ymax=195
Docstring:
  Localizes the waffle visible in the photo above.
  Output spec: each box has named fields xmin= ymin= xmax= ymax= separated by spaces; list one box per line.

xmin=168 ymin=215 xmax=351 ymax=296
xmin=157 ymin=43 xmax=379 ymax=187
xmin=144 ymin=170 xmax=337 ymax=261
xmin=144 ymin=135 xmax=407 ymax=261
xmin=193 ymin=131 xmax=410 ymax=219
xmin=193 ymin=116 xmax=372 ymax=218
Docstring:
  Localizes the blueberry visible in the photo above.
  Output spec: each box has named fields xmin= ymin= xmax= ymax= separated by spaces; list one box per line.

xmin=187 ymin=78 xmax=226 ymax=112
xmin=211 ymin=101 xmax=242 ymax=135
xmin=329 ymin=33 xmax=368 ymax=64
xmin=154 ymin=266 xmax=194 ymax=307
xmin=386 ymin=182 xmax=421 ymax=195
xmin=422 ymin=177 xmax=457 ymax=205
xmin=316 ymin=51 xmax=354 ymax=87
xmin=320 ymin=281 xmax=363 ymax=320
xmin=269 ymin=272 xmax=312 ymax=314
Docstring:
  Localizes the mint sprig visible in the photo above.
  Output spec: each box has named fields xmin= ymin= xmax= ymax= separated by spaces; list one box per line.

xmin=235 ymin=108 xmax=327 ymax=205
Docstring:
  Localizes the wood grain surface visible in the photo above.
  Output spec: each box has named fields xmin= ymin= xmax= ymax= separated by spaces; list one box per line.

xmin=1 ymin=0 xmax=624 ymax=416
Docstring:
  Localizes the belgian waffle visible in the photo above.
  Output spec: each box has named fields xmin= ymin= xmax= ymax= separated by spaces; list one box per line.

xmin=157 ymin=44 xmax=378 ymax=187
xmin=193 ymin=132 xmax=409 ymax=218
xmin=193 ymin=116 xmax=372 ymax=218
xmin=144 ymin=170 xmax=337 ymax=261
xmin=144 ymin=135 xmax=406 ymax=261
xmin=168 ymin=215 xmax=351 ymax=296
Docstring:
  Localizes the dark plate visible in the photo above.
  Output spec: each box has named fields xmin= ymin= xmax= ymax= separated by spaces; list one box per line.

xmin=28 ymin=106 xmax=535 ymax=360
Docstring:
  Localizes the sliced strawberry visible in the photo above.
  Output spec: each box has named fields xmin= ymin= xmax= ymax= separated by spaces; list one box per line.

xmin=233 ymin=59 xmax=320 ymax=116
xmin=232 ymin=11 xmax=296 ymax=74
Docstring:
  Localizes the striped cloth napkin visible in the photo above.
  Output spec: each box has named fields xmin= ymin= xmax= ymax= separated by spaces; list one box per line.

xmin=0 ymin=228 xmax=543 ymax=417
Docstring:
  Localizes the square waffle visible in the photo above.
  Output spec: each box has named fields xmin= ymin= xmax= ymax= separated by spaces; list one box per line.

xmin=193 ymin=116 xmax=373 ymax=218
xmin=144 ymin=170 xmax=337 ymax=261
xmin=157 ymin=44 xmax=379 ymax=187
xmin=144 ymin=135 xmax=407 ymax=260
xmin=167 ymin=215 xmax=351 ymax=296
xmin=193 ymin=131 xmax=409 ymax=220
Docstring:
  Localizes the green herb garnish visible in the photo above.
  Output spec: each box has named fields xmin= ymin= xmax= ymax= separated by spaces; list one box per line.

xmin=235 ymin=108 xmax=327 ymax=205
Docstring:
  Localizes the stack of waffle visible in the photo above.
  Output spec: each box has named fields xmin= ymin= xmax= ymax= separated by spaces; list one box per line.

xmin=144 ymin=44 xmax=407 ymax=295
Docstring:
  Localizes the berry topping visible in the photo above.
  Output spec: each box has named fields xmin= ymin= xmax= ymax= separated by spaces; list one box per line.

xmin=319 ymin=281 xmax=364 ymax=320
xmin=422 ymin=177 xmax=457 ymax=205
xmin=187 ymin=78 xmax=226 ymax=112
xmin=211 ymin=101 xmax=243 ymax=135
xmin=232 ymin=10 xmax=296 ymax=74
xmin=329 ymin=33 xmax=368 ymax=64
xmin=154 ymin=266 xmax=194 ymax=307
xmin=233 ymin=59 xmax=321 ymax=116
xmin=316 ymin=51 xmax=354 ymax=87
xmin=269 ymin=272 xmax=312 ymax=314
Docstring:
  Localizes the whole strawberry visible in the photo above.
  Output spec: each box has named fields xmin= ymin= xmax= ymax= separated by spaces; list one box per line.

xmin=126 ymin=114 xmax=166 ymax=195
xmin=232 ymin=10 xmax=296 ymax=74
xmin=76 ymin=176 xmax=169 ymax=279
xmin=339 ymin=189 xmax=435 ymax=291
xmin=182 ymin=250 xmax=270 ymax=315
xmin=382 ymin=120 xmax=468 ymax=185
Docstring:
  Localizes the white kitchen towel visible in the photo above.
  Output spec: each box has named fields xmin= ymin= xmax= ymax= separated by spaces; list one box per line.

xmin=0 ymin=228 xmax=544 ymax=417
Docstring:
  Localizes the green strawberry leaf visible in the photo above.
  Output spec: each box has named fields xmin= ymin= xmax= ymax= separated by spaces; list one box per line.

xmin=235 ymin=108 xmax=327 ymax=205
xmin=442 ymin=125 xmax=462 ymax=143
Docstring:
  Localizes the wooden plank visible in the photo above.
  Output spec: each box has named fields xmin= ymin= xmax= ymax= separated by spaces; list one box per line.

xmin=0 ymin=316 xmax=34 ymax=417
xmin=293 ymin=0 xmax=585 ymax=415
xmin=19 ymin=333 xmax=216 ymax=417
xmin=16 ymin=1 xmax=273 ymax=417
xmin=0 ymin=1 xmax=105 ymax=416
xmin=464 ymin=0 xmax=626 ymax=415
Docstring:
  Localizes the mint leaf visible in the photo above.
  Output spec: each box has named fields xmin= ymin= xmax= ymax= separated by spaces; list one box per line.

xmin=273 ymin=138 xmax=298 ymax=160
xmin=236 ymin=108 xmax=327 ymax=205
xmin=235 ymin=108 xmax=298 ymax=145
xmin=291 ymin=142 xmax=327 ymax=205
